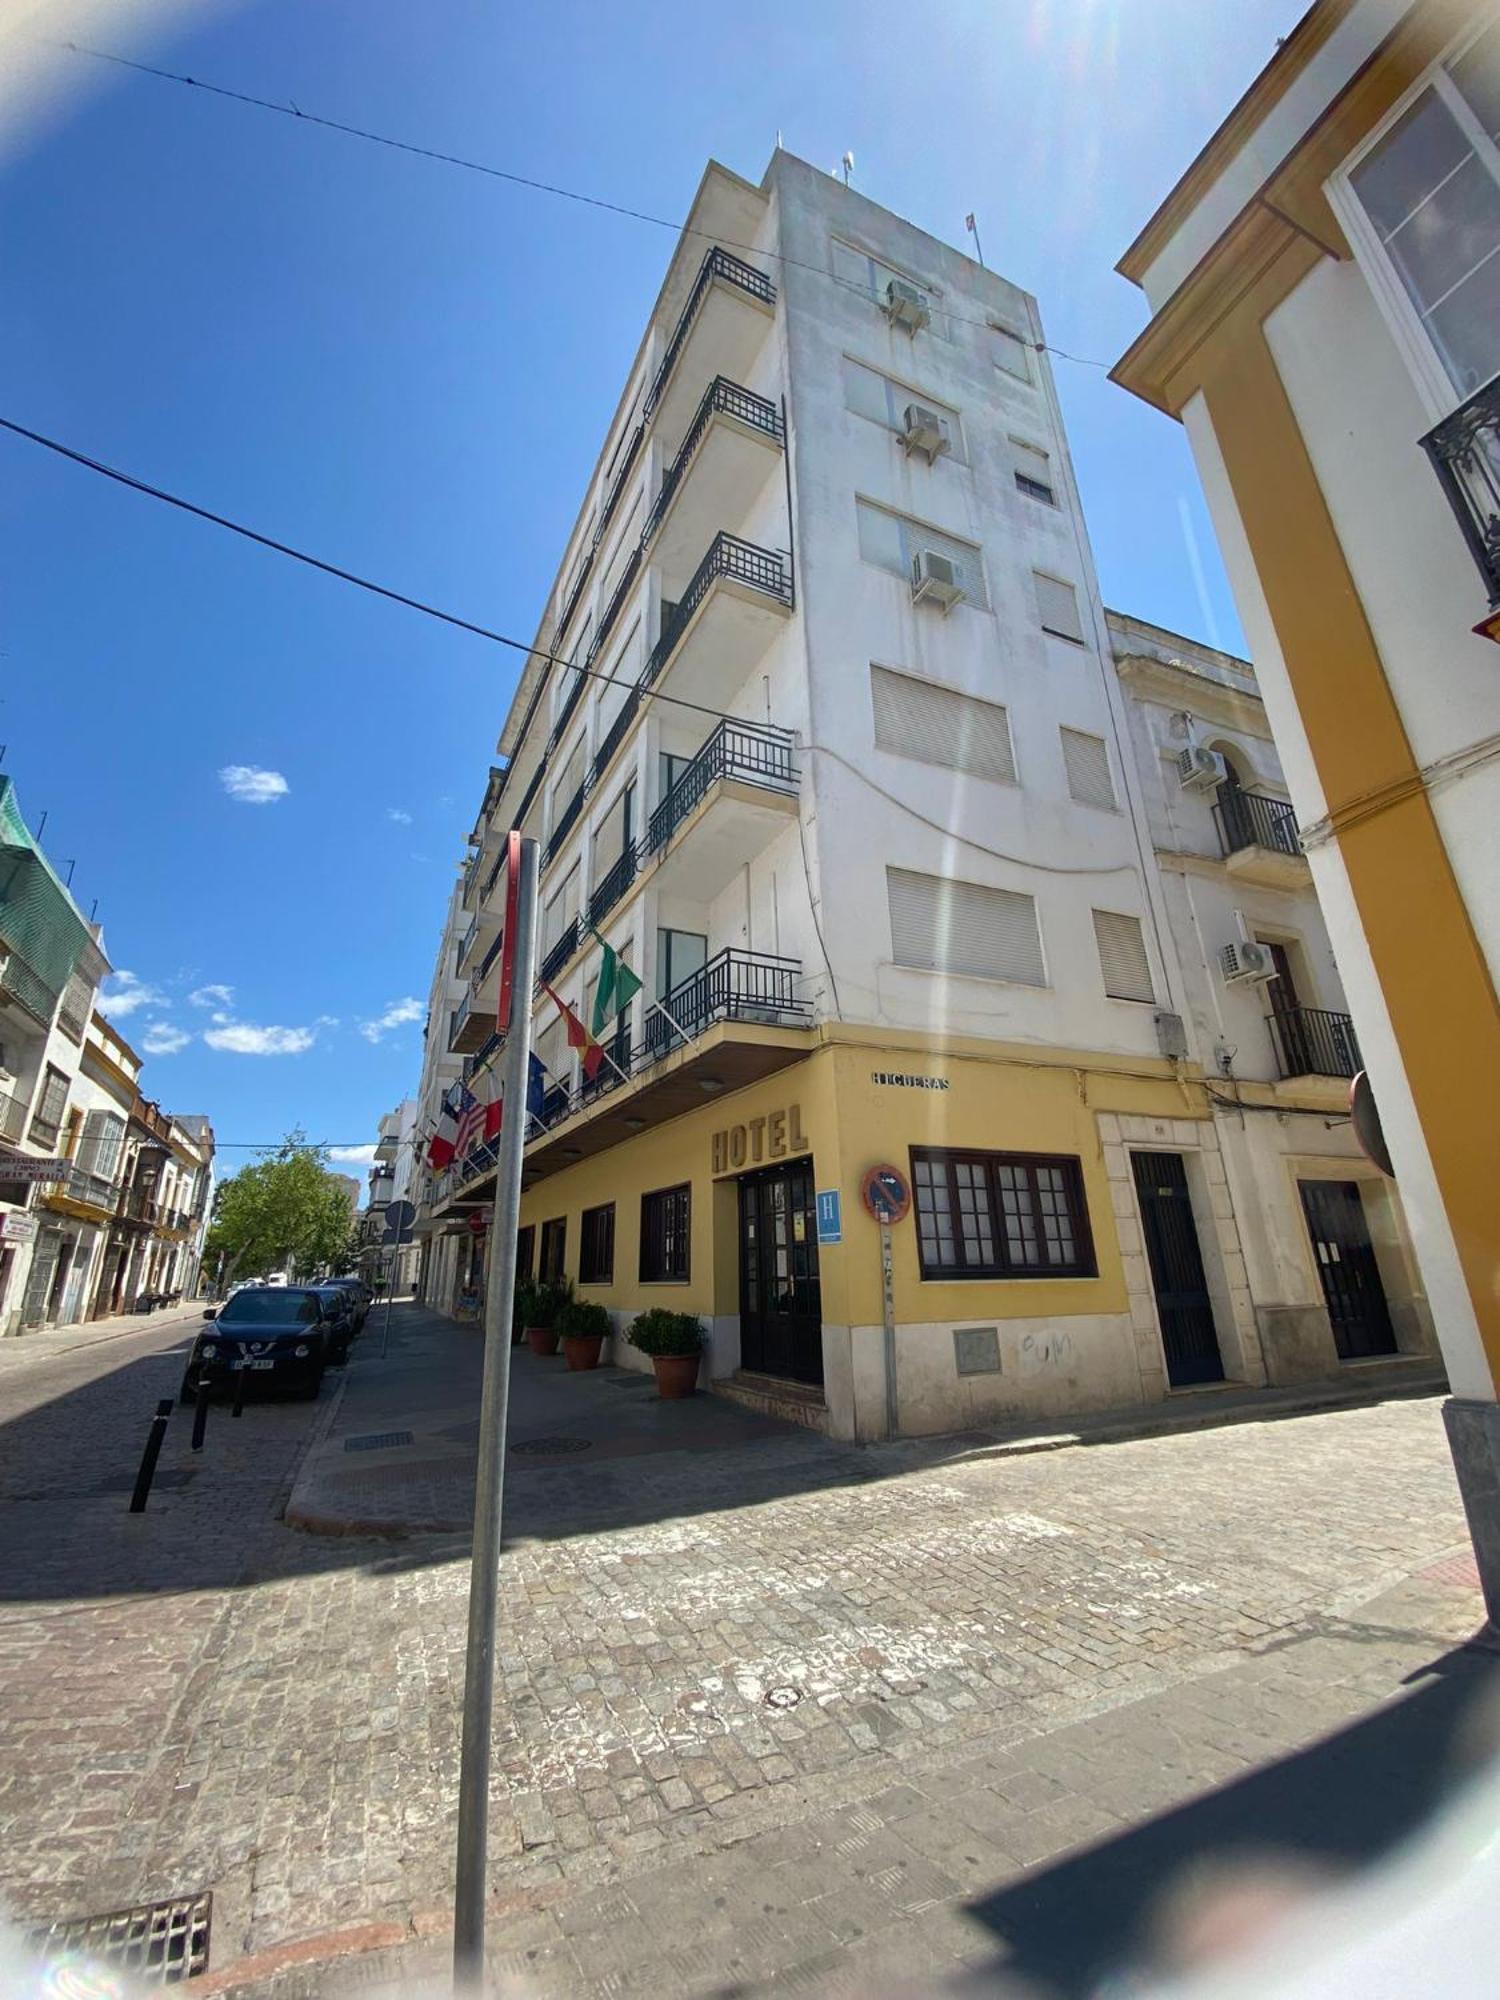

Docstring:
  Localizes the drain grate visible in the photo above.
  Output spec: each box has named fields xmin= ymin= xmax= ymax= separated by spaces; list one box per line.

xmin=28 ymin=1891 xmax=211 ymax=1985
xmin=512 ymin=1435 xmax=593 ymax=1455
xmin=343 ymin=1430 xmax=415 ymax=1453
xmin=763 ymin=1686 xmax=802 ymax=1710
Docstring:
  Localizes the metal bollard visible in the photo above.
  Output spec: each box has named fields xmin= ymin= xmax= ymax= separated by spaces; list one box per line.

xmin=231 ymin=1362 xmax=247 ymax=1419
xmin=191 ymin=1376 xmax=210 ymax=1452
xmin=129 ymin=1399 xmax=175 ymax=1513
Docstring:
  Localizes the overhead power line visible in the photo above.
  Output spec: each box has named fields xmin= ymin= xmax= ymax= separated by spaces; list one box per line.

xmin=58 ymin=39 xmax=1111 ymax=368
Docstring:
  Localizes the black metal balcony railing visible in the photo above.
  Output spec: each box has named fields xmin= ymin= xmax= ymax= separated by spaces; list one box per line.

xmin=640 ymin=534 xmax=792 ymax=695
xmin=540 ymin=1082 xmax=571 ymax=1128
xmin=1268 ymin=1005 xmax=1361 ymax=1081
xmin=480 ymin=847 xmax=506 ymax=906
xmin=590 ymin=545 xmax=643 ymax=672
xmin=475 ymin=931 xmax=504 ymax=985
xmin=594 ymin=423 xmax=645 ymax=548
xmin=557 ymin=547 xmax=594 ymax=645
xmin=539 ymin=917 xmax=581 ymax=987
xmin=455 ymin=917 xmax=479 ymax=972
xmin=642 ymin=948 xmax=807 ymax=1063
xmin=593 ymin=687 xmax=642 ymax=785
xmin=462 ymin=1032 xmax=502 ymax=1083
xmin=1420 ymin=375 xmax=1500 ymax=616
xmin=644 ymin=378 xmax=784 ymax=547
xmin=552 ymin=665 xmax=588 ymax=746
xmin=544 ymin=782 xmax=587 ymax=867
xmin=1213 ymin=788 xmax=1301 ymax=860
xmin=645 ymin=247 xmax=777 ymax=420
xmin=461 ymin=847 xmax=482 ymax=905
xmin=589 ymin=844 xmax=638 ymax=926
xmin=447 ymin=995 xmax=470 ymax=1050
xmin=647 ymin=722 xmax=797 ymax=853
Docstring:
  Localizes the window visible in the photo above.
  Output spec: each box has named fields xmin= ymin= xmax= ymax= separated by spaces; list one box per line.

xmin=58 ymin=971 xmax=92 ymax=1041
xmin=29 ymin=1066 xmax=68 ymax=1147
xmin=660 ymin=751 xmax=693 ymax=801
xmin=550 ymin=740 xmax=586 ymax=831
xmin=657 ymin=927 xmax=707 ymax=1001
xmin=1034 ymin=571 xmax=1085 ymax=643
xmin=76 ymin=1110 xmax=126 ymax=1179
xmin=1346 ymin=21 xmax=1500 ymax=398
xmin=856 ymin=499 xmax=989 ymax=609
xmin=593 ymin=781 xmax=636 ymax=881
xmin=1012 ymin=439 xmax=1056 ymax=505
xmin=579 ymin=1203 xmax=616 ymax=1284
xmin=911 ymin=1149 xmax=1094 ymax=1279
xmin=1092 ymin=909 xmax=1155 ymax=1003
xmin=831 ymin=237 xmax=946 ymax=334
xmin=516 ymin=1224 xmax=535 ymax=1281
xmin=1060 ymin=727 xmax=1117 ymax=810
xmin=841 ymin=358 xmax=964 ymax=460
xmin=871 ymin=667 xmax=1016 ymax=784
xmin=539 ymin=1216 xmax=567 ymax=1282
xmin=991 ymin=323 xmax=1032 ymax=381
xmin=542 ymin=864 xmax=580 ymax=954
xmin=640 ymin=1183 xmax=690 ymax=1283
xmin=887 ymin=867 xmax=1046 ymax=986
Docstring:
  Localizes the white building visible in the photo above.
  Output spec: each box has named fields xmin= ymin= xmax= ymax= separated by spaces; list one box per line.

xmin=409 ymin=151 xmax=1431 ymax=1439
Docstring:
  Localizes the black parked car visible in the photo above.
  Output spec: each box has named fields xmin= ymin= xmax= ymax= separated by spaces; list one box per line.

xmin=306 ymin=1284 xmax=359 ymax=1362
xmin=181 ymin=1286 xmax=334 ymax=1400
xmin=317 ymin=1276 xmax=370 ymax=1331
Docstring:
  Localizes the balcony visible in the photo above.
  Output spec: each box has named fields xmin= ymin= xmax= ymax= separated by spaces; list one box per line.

xmin=475 ymin=931 xmax=505 ymax=986
xmin=539 ymin=916 xmax=581 ymax=987
xmin=544 ymin=780 xmax=587 ymax=870
xmin=588 ymin=844 xmax=638 ymax=927
xmin=1268 ymin=1006 xmax=1361 ymax=1081
xmin=461 ymin=845 xmax=483 ymax=911
xmin=644 ymin=247 xmax=777 ymax=455
xmin=1213 ymin=788 xmax=1309 ymax=889
xmin=647 ymin=722 xmax=799 ymax=903
xmin=0 ymin=1090 xmax=28 ymax=1146
xmin=593 ymin=686 xmax=643 ymax=787
xmin=447 ymin=988 xmax=497 ymax=1056
xmin=643 ymin=948 xmax=807 ymax=1062
xmin=641 ymin=533 xmax=792 ymax=715
xmin=1420 ymin=375 xmax=1500 ymax=640
xmin=646 ymin=378 xmax=785 ymax=588
xmin=455 ymin=916 xmax=479 ymax=973
xmin=45 ymin=1163 xmax=118 ymax=1218
xmin=0 ymin=942 xmax=55 ymax=1028
xmin=462 ymin=1032 xmax=502 ymax=1082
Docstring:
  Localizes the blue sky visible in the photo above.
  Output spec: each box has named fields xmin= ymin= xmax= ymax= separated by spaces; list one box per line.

xmin=1 ymin=0 xmax=1302 ymax=1177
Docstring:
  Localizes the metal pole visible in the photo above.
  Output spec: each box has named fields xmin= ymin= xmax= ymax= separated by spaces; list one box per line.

xmin=879 ymin=1222 xmax=898 ymax=1440
xmin=453 ymin=836 xmax=539 ymax=1993
xmin=191 ymin=1377 xmax=210 ymax=1452
xmin=231 ymin=1360 xmax=247 ymax=1419
xmin=128 ymin=1398 xmax=174 ymax=1512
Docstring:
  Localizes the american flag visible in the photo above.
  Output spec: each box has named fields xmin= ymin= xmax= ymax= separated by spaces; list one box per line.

xmin=452 ymin=1086 xmax=484 ymax=1158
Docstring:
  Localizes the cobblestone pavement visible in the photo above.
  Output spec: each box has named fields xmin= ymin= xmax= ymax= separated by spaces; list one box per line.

xmin=0 ymin=1304 xmax=1488 ymax=1997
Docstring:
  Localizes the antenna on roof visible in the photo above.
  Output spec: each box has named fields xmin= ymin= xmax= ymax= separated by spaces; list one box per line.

xmin=90 ymin=899 xmax=99 ymax=922
xmin=841 ymin=150 xmax=854 ymax=188
xmin=62 ymin=859 xmax=76 ymax=886
xmin=965 ymin=212 xmax=986 ymax=268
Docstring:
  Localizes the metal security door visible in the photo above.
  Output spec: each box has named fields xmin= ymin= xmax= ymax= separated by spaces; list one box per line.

xmin=20 ymin=1233 xmax=61 ymax=1329
xmin=1131 ymin=1152 xmax=1224 ymax=1387
xmin=739 ymin=1161 xmax=823 ymax=1386
xmin=1299 ymin=1180 xmax=1396 ymax=1358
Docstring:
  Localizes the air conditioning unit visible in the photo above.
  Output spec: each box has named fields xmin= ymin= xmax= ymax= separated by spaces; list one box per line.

xmin=910 ymin=548 xmax=965 ymax=613
xmin=901 ymin=404 xmax=950 ymax=462
xmin=1219 ymin=939 xmax=1276 ymax=986
xmin=883 ymin=278 xmax=931 ymax=333
xmin=1177 ymin=745 xmax=1228 ymax=791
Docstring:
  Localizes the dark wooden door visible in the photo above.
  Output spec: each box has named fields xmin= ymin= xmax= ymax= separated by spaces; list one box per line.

xmin=1132 ymin=1152 xmax=1224 ymax=1387
xmin=739 ymin=1160 xmax=823 ymax=1386
xmin=1299 ymin=1180 xmax=1396 ymax=1359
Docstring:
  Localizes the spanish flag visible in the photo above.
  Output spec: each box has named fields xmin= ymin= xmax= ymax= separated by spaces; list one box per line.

xmin=540 ymin=981 xmax=605 ymax=1081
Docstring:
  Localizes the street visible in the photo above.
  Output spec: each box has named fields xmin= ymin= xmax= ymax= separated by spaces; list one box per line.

xmin=0 ymin=1304 xmax=1492 ymax=1997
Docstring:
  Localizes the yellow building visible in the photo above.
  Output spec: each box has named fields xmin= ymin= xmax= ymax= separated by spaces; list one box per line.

xmin=1113 ymin=0 xmax=1500 ymax=1615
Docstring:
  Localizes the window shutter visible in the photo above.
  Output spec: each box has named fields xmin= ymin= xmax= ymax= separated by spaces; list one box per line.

xmin=872 ymin=668 xmax=1015 ymax=784
xmin=1092 ymin=909 xmax=1154 ymax=1002
xmin=888 ymin=868 xmax=1046 ymax=986
xmin=1061 ymin=728 xmax=1116 ymax=809
xmin=1034 ymin=572 xmax=1084 ymax=642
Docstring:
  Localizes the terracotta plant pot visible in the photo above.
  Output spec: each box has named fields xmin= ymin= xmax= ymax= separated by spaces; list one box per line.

xmin=525 ymin=1325 xmax=559 ymax=1357
xmin=651 ymin=1351 xmax=700 ymax=1399
xmin=562 ymin=1333 xmax=604 ymax=1372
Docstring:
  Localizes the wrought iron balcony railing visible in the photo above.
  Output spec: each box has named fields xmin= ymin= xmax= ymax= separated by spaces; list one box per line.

xmin=1420 ymin=375 xmax=1500 ymax=622
xmin=647 ymin=722 xmax=797 ymax=853
xmin=589 ymin=845 xmax=638 ymax=926
xmin=593 ymin=687 xmax=642 ymax=785
xmin=462 ymin=1032 xmax=502 ymax=1083
xmin=475 ymin=932 xmax=504 ymax=984
xmin=644 ymin=377 xmax=784 ymax=546
xmin=544 ymin=782 xmax=587 ymax=868
xmin=594 ymin=423 xmax=645 ymax=547
xmin=641 ymin=534 xmax=792 ymax=694
xmin=1213 ymin=788 xmax=1301 ymax=860
xmin=645 ymin=247 xmax=777 ymax=420
xmin=1268 ymin=1005 xmax=1361 ymax=1081
xmin=642 ymin=949 xmax=807 ymax=1063
xmin=455 ymin=917 xmax=479 ymax=972
xmin=538 ymin=917 xmax=581 ymax=987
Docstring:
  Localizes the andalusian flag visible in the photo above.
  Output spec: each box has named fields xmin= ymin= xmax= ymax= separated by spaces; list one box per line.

xmin=588 ymin=925 xmax=643 ymax=1037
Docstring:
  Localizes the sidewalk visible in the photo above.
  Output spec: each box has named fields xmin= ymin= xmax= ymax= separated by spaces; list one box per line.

xmin=0 ymin=1296 xmax=205 ymax=1365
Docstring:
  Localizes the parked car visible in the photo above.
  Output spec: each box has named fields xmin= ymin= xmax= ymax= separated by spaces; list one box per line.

xmin=329 ymin=1275 xmax=372 ymax=1323
xmin=306 ymin=1284 xmax=359 ymax=1362
xmin=181 ymin=1287 xmax=334 ymax=1400
xmin=316 ymin=1277 xmax=370 ymax=1331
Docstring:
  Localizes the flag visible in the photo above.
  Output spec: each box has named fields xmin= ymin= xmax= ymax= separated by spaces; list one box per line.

xmin=965 ymin=212 xmax=975 ymax=232
xmin=456 ymin=1075 xmax=502 ymax=1156
xmin=542 ymin=980 xmax=605 ymax=1081
xmin=526 ymin=1052 xmax=546 ymax=1127
xmin=426 ymin=1095 xmax=458 ymax=1170
xmin=588 ymin=925 xmax=644 ymax=1039
xmin=451 ymin=1086 xmax=482 ymax=1158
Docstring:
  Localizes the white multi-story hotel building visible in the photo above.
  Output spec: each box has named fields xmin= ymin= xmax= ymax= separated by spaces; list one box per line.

xmin=411 ymin=151 xmax=1434 ymax=1439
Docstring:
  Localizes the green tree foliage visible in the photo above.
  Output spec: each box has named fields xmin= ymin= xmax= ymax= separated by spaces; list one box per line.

xmin=204 ymin=1130 xmax=359 ymax=1282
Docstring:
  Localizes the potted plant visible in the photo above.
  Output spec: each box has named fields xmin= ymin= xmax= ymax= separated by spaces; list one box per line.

xmin=523 ymin=1276 xmax=570 ymax=1356
xmin=512 ymin=1274 xmax=540 ymax=1347
xmin=558 ymin=1297 xmax=611 ymax=1372
xmin=628 ymin=1307 xmax=703 ymax=1399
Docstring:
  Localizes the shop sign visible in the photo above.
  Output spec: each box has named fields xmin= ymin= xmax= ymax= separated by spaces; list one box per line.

xmin=0 ymin=1157 xmax=69 ymax=1184
xmin=710 ymin=1103 xmax=808 ymax=1175
xmin=860 ymin=1164 xmax=911 ymax=1226
xmin=870 ymin=1071 xmax=950 ymax=1091
xmin=1 ymin=1211 xmax=37 ymax=1243
xmin=815 ymin=1189 xmax=842 ymax=1245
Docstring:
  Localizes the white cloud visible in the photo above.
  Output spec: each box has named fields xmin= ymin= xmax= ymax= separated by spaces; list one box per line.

xmin=329 ymin=1143 xmax=378 ymax=1166
xmin=204 ymin=1021 xmax=315 ymax=1056
xmin=359 ymin=997 xmax=424 ymax=1044
xmin=188 ymin=983 xmax=234 ymax=1009
xmin=219 ymin=764 xmax=289 ymax=806
xmin=315 ymin=1014 xmax=340 ymax=1028
xmin=141 ymin=1022 xmax=192 ymax=1056
xmin=100 ymin=970 xmax=163 ymax=1018
xmin=385 ymin=807 xmax=412 ymax=825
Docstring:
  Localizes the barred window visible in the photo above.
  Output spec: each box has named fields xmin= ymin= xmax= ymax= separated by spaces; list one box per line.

xmin=539 ymin=1216 xmax=566 ymax=1282
xmin=579 ymin=1203 xmax=615 ymax=1285
xmin=911 ymin=1149 xmax=1094 ymax=1279
xmin=640 ymin=1183 xmax=691 ymax=1283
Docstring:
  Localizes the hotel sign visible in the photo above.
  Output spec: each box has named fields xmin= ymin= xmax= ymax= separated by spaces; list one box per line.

xmin=710 ymin=1103 xmax=809 ymax=1174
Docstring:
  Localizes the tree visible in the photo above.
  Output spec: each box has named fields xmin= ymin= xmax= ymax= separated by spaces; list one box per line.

xmin=204 ymin=1130 xmax=360 ymax=1283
